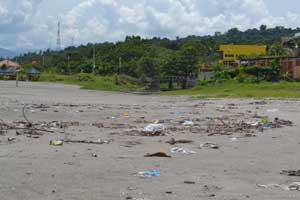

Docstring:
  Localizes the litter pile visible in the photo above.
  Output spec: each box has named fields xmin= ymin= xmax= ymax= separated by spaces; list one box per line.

xmin=257 ymin=182 xmax=300 ymax=191
xmin=205 ymin=117 xmax=293 ymax=136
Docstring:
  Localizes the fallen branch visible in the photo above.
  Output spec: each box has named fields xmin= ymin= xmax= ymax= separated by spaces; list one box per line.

xmin=22 ymin=104 xmax=32 ymax=126
xmin=63 ymin=139 xmax=111 ymax=145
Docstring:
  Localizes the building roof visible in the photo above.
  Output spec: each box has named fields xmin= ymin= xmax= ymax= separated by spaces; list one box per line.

xmin=4 ymin=67 xmax=17 ymax=73
xmin=27 ymin=68 xmax=41 ymax=74
xmin=0 ymin=60 xmax=20 ymax=68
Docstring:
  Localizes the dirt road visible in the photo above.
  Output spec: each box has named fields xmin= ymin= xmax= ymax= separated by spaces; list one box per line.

xmin=0 ymin=81 xmax=300 ymax=200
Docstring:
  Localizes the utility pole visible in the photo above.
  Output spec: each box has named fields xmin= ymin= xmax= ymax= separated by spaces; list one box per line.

xmin=93 ymin=45 xmax=96 ymax=73
xmin=42 ymin=55 xmax=45 ymax=67
xmin=16 ymin=69 xmax=20 ymax=87
xmin=71 ymin=37 xmax=74 ymax=46
xmin=56 ymin=21 xmax=61 ymax=51
xmin=118 ymin=57 xmax=122 ymax=74
xmin=67 ymin=54 xmax=70 ymax=70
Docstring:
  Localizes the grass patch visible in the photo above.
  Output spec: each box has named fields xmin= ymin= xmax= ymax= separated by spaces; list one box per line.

xmin=40 ymin=73 xmax=143 ymax=92
xmin=162 ymin=81 xmax=300 ymax=98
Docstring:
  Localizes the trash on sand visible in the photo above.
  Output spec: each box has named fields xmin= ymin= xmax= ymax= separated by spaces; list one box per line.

xmin=182 ymin=120 xmax=194 ymax=126
xmin=143 ymin=124 xmax=165 ymax=134
xmin=184 ymin=181 xmax=196 ymax=184
xmin=257 ymin=182 xmax=300 ymax=191
xmin=49 ymin=140 xmax=63 ymax=146
xmin=200 ymin=142 xmax=219 ymax=149
xmin=138 ymin=170 xmax=161 ymax=177
xmin=144 ymin=152 xmax=171 ymax=158
xmin=92 ymin=153 xmax=98 ymax=157
xmin=64 ymin=139 xmax=112 ymax=145
xmin=170 ymin=147 xmax=197 ymax=154
xmin=261 ymin=117 xmax=269 ymax=125
xmin=257 ymin=117 xmax=292 ymax=129
xmin=263 ymin=124 xmax=272 ymax=129
xmin=153 ymin=119 xmax=164 ymax=124
xmin=124 ymin=112 xmax=129 ymax=118
xmin=230 ymin=137 xmax=238 ymax=141
xmin=250 ymin=101 xmax=267 ymax=105
xmin=273 ymin=117 xmax=293 ymax=127
xmin=166 ymin=138 xmax=193 ymax=145
xmin=92 ymin=122 xmax=104 ymax=128
xmin=172 ymin=111 xmax=185 ymax=116
xmin=281 ymin=170 xmax=300 ymax=176
xmin=247 ymin=121 xmax=259 ymax=126
xmin=267 ymin=109 xmax=279 ymax=113
xmin=7 ymin=137 xmax=16 ymax=142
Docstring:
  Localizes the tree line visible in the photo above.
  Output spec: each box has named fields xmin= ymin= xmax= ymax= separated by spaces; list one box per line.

xmin=14 ymin=25 xmax=300 ymax=80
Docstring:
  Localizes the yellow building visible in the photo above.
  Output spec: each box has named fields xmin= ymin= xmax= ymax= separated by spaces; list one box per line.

xmin=219 ymin=44 xmax=267 ymax=64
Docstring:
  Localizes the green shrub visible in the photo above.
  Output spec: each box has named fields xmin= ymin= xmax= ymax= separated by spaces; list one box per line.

xmin=70 ymin=73 xmax=95 ymax=82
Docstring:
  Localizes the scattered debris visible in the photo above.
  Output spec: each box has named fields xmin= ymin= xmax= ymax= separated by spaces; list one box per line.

xmin=64 ymin=139 xmax=112 ymax=145
xmin=49 ymin=140 xmax=63 ymax=146
xmin=138 ymin=170 xmax=161 ymax=177
xmin=273 ymin=117 xmax=293 ymax=127
xmin=184 ymin=181 xmax=196 ymax=184
xmin=205 ymin=117 xmax=293 ymax=136
xmin=91 ymin=153 xmax=98 ymax=158
xmin=281 ymin=170 xmax=300 ymax=176
xmin=250 ymin=101 xmax=267 ymax=105
xmin=153 ymin=119 xmax=164 ymax=124
xmin=144 ymin=152 xmax=171 ymax=158
xmin=182 ymin=120 xmax=194 ymax=126
xmin=244 ymin=133 xmax=256 ymax=137
xmin=202 ymin=184 xmax=222 ymax=193
xmin=263 ymin=124 xmax=272 ymax=129
xmin=166 ymin=138 xmax=193 ymax=145
xmin=200 ymin=142 xmax=219 ymax=149
xmin=7 ymin=137 xmax=16 ymax=142
xmin=142 ymin=124 xmax=165 ymax=135
xmin=267 ymin=109 xmax=279 ymax=113
xmin=92 ymin=122 xmax=104 ymax=128
xmin=257 ymin=182 xmax=300 ymax=191
xmin=122 ymin=141 xmax=142 ymax=148
xmin=124 ymin=112 xmax=129 ymax=118
xmin=170 ymin=147 xmax=197 ymax=154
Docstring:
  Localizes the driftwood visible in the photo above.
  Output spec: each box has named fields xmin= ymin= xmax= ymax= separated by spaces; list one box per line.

xmin=22 ymin=104 xmax=32 ymax=126
xmin=0 ymin=104 xmax=55 ymax=135
xmin=63 ymin=139 xmax=112 ymax=145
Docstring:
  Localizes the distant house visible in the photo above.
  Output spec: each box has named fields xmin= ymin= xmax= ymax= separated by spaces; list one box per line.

xmin=0 ymin=60 xmax=21 ymax=69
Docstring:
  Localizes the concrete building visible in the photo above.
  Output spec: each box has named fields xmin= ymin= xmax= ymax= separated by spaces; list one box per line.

xmin=219 ymin=44 xmax=267 ymax=65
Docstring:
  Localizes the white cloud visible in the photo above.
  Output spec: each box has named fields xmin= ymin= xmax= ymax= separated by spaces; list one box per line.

xmin=0 ymin=0 xmax=299 ymax=52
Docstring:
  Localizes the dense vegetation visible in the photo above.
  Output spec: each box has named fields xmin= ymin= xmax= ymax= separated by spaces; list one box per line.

xmin=14 ymin=25 xmax=300 ymax=81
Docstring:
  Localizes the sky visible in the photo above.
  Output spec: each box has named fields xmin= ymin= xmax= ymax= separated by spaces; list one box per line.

xmin=0 ymin=0 xmax=300 ymax=52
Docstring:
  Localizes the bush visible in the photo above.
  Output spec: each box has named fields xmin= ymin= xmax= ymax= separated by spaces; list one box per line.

xmin=40 ymin=74 xmax=65 ymax=82
xmin=235 ymin=73 xmax=259 ymax=83
xmin=71 ymin=73 xmax=95 ymax=82
xmin=241 ymin=65 xmax=281 ymax=82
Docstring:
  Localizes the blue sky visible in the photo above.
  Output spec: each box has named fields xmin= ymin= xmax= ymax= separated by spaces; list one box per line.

xmin=0 ymin=0 xmax=299 ymax=52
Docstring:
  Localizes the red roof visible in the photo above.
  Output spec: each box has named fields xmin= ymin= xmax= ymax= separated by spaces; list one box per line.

xmin=0 ymin=60 xmax=20 ymax=68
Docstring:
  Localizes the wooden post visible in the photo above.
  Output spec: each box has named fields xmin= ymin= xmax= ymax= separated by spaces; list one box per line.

xmin=16 ymin=70 xmax=19 ymax=87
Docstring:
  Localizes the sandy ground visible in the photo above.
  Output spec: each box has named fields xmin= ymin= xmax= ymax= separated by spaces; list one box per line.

xmin=1 ymin=80 xmax=300 ymax=200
